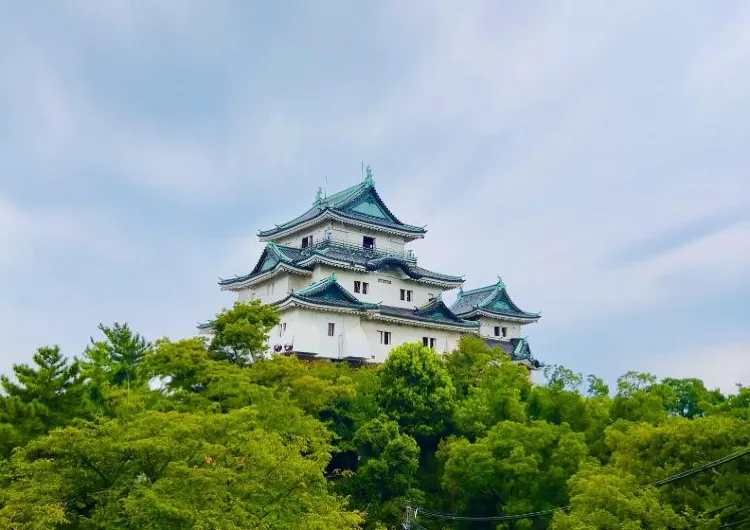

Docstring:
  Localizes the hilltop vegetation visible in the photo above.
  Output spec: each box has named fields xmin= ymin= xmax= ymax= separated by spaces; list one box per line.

xmin=1 ymin=301 xmax=749 ymax=529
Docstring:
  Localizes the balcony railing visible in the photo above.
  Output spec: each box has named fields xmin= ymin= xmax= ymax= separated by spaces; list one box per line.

xmin=302 ymin=234 xmax=417 ymax=263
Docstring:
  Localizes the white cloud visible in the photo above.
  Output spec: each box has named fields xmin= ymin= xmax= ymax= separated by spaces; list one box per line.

xmin=643 ymin=341 xmax=750 ymax=394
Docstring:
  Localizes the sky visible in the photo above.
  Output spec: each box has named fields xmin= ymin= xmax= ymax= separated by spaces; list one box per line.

xmin=1 ymin=1 xmax=749 ymax=393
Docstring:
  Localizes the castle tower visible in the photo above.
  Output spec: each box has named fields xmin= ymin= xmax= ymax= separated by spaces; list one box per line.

xmin=202 ymin=168 xmax=541 ymax=367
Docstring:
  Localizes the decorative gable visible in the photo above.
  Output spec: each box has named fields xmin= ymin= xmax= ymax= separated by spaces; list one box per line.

xmin=347 ymin=193 xmax=393 ymax=220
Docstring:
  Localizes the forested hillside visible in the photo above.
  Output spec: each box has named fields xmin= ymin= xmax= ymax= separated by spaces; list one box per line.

xmin=1 ymin=301 xmax=749 ymax=529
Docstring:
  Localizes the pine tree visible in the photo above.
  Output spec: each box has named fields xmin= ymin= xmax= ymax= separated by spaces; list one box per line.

xmin=81 ymin=322 xmax=150 ymax=387
xmin=0 ymin=346 xmax=85 ymax=452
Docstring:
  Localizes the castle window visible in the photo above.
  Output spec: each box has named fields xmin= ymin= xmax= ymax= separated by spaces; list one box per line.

xmin=422 ymin=336 xmax=429 ymax=346
xmin=430 ymin=338 xmax=437 ymax=348
xmin=494 ymin=326 xmax=500 ymax=337
xmin=378 ymin=278 xmax=391 ymax=284
xmin=378 ymin=330 xmax=391 ymax=345
xmin=423 ymin=337 xmax=437 ymax=348
xmin=400 ymin=289 xmax=413 ymax=301
xmin=407 ymin=290 xmax=413 ymax=302
xmin=502 ymin=327 xmax=508 ymax=338
xmin=301 ymin=235 xmax=312 ymax=248
xmin=327 ymin=323 xmax=335 ymax=336
xmin=354 ymin=281 xmax=361 ymax=293
xmin=362 ymin=282 xmax=369 ymax=294
xmin=363 ymin=236 xmax=375 ymax=249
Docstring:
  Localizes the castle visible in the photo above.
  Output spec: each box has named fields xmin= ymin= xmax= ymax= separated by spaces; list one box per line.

xmin=201 ymin=168 xmax=541 ymax=368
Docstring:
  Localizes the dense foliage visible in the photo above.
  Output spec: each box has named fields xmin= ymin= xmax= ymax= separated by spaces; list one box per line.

xmin=1 ymin=303 xmax=748 ymax=529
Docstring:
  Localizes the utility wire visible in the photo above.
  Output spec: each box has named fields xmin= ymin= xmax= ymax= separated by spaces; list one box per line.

xmin=720 ymin=517 xmax=750 ymax=529
xmin=651 ymin=448 xmax=750 ymax=487
xmin=705 ymin=503 xmax=736 ymax=517
xmin=722 ymin=506 xmax=750 ymax=521
xmin=411 ymin=446 xmax=750 ymax=525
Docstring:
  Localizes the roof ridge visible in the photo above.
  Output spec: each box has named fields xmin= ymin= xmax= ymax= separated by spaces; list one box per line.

xmin=293 ymin=273 xmax=335 ymax=295
xmin=458 ymin=284 xmax=496 ymax=296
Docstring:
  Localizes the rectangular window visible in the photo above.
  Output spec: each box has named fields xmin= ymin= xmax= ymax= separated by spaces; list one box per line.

xmin=406 ymin=290 xmax=413 ymax=302
xmin=502 ymin=327 xmax=508 ymax=338
xmin=430 ymin=338 xmax=437 ymax=348
xmin=400 ymin=289 xmax=405 ymax=301
xmin=301 ymin=235 xmax=312 ymax=248
xmin=363 ymin=236 xmax=375 ymax=249
xmin=362 ymin=282 xmax=369 ymax=294
xmin=354 ymin=281 xmax=361 ymax=293
xmin=378 ymin=278 xmax=392 ymax=284
xmin=378 ymin=330 xmax=391 ymax=345
xmin=327 ymin=323 xmax=335 ymax=336
xmin=494 ymin=326 xmax=500 ymax=337
xmin=422 ymin=336 xmax=429 ymax=346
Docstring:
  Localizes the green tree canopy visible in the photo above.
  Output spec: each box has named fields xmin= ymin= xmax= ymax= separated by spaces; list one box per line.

xmin=207 ymin=300 xmax=280 ymax=365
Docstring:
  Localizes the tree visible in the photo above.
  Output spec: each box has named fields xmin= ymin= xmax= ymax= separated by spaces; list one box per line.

xmin=343 ymin=416 xmax=421 ymax=528
xmin=439 ymin=420 xmax=589 ymax=521
xmin=376 ymin=342 xmax=456 ymax=438
xmin=452 ymin=357 xmax=531 ymax=439
xmin=661 ymin=377 xmax=724 ymax=419
xmin=81 ymin=322 xmax=150 ymax=387
xmin=0 ymin=346 xmax=85 ymax=455
xmin=208 ymin=301 xmax=280 ymax=365
xmin=551 ymin=464 xmax=701 ymax=530
xmin=0 ymin=408 xmax=363 ymax=529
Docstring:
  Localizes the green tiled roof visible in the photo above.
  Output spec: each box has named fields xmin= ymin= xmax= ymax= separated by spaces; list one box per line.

xmin=277 ymin=274 xmax=379 ymax=311
xmin=451 ymin=278 xmax=540 ymax=320
xmin=274 ymin=275 xmax=475 ymax=329
xmin=219 ymin=241 xmax=463 ymax=288
xmin=218 ymin=243 xmax=311 ymax=287
xmin=378 ymin=295 xmax=478 ymax=329
xmin=484 ymin=337 xmax=540 ymax=367
xmin=258 ymin=176 xmax=426 ymax=238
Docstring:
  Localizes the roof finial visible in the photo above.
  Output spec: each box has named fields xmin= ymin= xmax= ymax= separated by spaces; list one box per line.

xmin=364 ymin=165 xmax=374 ymax=187
xmin=496 ymin=275 xmax=505 ymax=289
xmin=330 ymin=272 xmax=337 ymax=281
xmin=314 ymin=186 xmax=323 ymax=205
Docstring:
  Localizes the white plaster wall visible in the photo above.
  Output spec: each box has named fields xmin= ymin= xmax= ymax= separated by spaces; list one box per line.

xmin=267 ymin=308 xmax=465 ymax=363
xmin=478 ymin=318 xmax=524 ymax=339
xmin=236 ymin=275 xmax=292 ymax=305
xmin=361 ymin=318 xmax=462 ymax=363
xmin=310 ymin=265 xmax=448 ymax=309
xmin=272 ymin=220 xmax=409 ymax=254
xmin=268 ymin=308 xmax=368 ymax=359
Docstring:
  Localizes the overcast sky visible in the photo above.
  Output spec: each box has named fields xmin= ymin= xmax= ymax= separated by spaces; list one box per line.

xmin=1 ymin=1 xmax=749 ymax=393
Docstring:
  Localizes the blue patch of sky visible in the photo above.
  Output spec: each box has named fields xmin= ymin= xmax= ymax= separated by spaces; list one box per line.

xmin=603 ymin=206 xmax=750 ymax=267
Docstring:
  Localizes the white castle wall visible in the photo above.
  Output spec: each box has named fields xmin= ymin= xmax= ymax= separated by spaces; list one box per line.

xmin=268 ymin=308 xmax=465 ymax=363
xmin=478 ymin=318 xmax=524 ymax=339
xmin=273 ymin=220 xmax=410 ymax=253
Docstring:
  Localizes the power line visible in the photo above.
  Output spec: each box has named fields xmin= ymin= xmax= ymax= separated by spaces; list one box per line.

xmin=651 ymin=447 xmax=750 ymax=487
xmin=408 ymin=446 xmax=750 ymax=526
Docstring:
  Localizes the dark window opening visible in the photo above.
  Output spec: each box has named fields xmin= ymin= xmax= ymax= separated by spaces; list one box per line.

xmin=430 ymin=338 xmax=437 ymax=348
xmin=406 ymin=290 xmax=413 ymax=302
xmin=494 ymin=326 xmax=501 ymax=337
xmin=301 ymin=236 xmax=312 ymax=248
xmin=400 ymin=289 xmax=405 ymax=301
xmin=363 ymin=236 xmax=375 ymax=249
xmin=422 ymin=336 xmax=429 ymax=346
xmin=354 ymin=281 xmax=361 ymax=293
xmin=327 ymin=323 xmax=335 ymax=336
xmin=502 ymin=327 xmax=508 ymax=338
xmin=362 ymin=282 xmax=369 ymax=294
